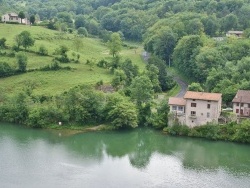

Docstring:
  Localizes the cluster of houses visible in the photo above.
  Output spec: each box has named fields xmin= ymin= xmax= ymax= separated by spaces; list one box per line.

xmin=1 ymin=12 xmax=29 ymax=24
xmin=168 ymin=90 xmax=250 ymax=127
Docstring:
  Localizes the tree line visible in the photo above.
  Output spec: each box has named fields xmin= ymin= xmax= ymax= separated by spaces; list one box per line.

xmin=1 ymin=0 xmax=250 ymax=41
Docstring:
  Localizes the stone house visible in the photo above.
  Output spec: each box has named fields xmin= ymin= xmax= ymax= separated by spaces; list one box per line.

xmin=1 ymin=13 xmax=28 ymax=24
xmin=168 ymin=91 xmax=222 ymax=127
xmin=226 ymin=31 xmax=243 ymax=38
xmin=232 ymin=90 xmax=250 ymax=118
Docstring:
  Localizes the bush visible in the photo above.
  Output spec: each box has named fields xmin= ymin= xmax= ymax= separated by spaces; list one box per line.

xmin=0 ymin=37 xmax=7 ymax=49
xmin=77 ymin=27 xmax=88 ymax=37
xmin=0 ymin=61 xmax=14 ymax=77
xmin=38 ymin=45 xmax=48 ymax=56
xmin=16 ymin=52 xmax=28 ymax=72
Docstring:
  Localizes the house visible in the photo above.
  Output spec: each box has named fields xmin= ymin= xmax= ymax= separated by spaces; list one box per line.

xmin=232 ymin=90 xmax=250 ymax=117
xmin=168 ymin=91 xmax=222 ymax=127
xmin=226 ymin=31 xmax=243 ymax=38
xmin=168 ymin=97 xmax=186 ymax=125
xmin=1 ymin=13 xmax=28 ymax=24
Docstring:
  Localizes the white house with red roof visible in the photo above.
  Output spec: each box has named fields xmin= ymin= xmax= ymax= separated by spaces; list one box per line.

xmin=168 ymin=91 xmax=222 ymax=127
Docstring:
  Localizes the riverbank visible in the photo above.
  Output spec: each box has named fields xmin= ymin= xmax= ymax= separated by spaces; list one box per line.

xmin=163 ymin=120 xmax=250 ymax=144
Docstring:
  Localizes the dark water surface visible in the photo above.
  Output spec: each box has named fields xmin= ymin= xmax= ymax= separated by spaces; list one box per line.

xmin=0 ymin=123 xmax=249 ymax=188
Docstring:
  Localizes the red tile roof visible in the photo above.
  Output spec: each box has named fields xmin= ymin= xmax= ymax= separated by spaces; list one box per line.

xmin=232 ymin=90 xmax=250 ymax=104
xmin=184 ymin=91 xmax=222 ymax=101
xmin=168 ymin=97 xmax=186 ymax=106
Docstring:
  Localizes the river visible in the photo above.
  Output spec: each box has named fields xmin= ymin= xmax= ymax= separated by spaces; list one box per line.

xmin=0 ymin=123 xmax=249 ymax=188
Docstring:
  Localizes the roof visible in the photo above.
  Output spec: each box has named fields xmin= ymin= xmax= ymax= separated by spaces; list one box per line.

xmin=8 ymin=13 xmax=18 ymax=17
xmin=227 ymin=31 xmax=243 ymax=34
xmin=184 ymin=91 xmax=222 ymax=101
xmin=232 ymin=90 xmax=250 ymax=104
xmin=168 ymin=97 xmax=186 ymax=106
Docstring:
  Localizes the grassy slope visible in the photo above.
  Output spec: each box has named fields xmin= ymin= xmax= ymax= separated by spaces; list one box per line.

xmin=0 ymin=24 xmax=145 ymax=96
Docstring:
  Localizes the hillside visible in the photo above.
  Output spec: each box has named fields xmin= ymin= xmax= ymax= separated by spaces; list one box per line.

xmin=0 ymin=24 xmax=145 ymax=96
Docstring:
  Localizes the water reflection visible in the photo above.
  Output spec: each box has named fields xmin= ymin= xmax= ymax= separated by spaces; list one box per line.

xmin=0 ymin=124 xmax=250 ymax=175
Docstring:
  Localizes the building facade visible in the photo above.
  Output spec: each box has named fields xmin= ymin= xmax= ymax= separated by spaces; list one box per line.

xmin=232 ymin=90 xmax=250 ymax=117
xmin=168 ymin=91 xmax=222 ymax=127
xmin=1 ymin=13 xmax=28 ymax=24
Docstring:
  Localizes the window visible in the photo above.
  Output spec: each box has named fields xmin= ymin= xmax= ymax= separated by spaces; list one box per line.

xmin=191 ymin=111 xmax=196 ymax=116
xmin=207 ymin=104 xmax=210 ymax=109
xmin=248 ymin=104 xmax=250 ymax=108
xmin=178 ymin=106 xmax=183 ymax=111
xmin=236 ymin=109 xmax=239 ymax=113
xmin=236 ymin=103 xmax=239 ymax=106
xmin=207 ymin=112 xmax=210 ymax=118
xmin=172 ymin=106 xmax=177 ymax=111
xmin=192 ymin=99 xmax=196 ymax=101
xmin=191 ymin=103 xmax=196 ymax=107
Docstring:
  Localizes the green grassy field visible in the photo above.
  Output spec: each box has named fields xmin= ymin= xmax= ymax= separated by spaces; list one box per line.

xmin=0 ymin=24 xmax=146 ymax=96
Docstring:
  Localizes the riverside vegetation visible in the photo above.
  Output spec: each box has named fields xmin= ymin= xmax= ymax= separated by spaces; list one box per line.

xmin=0 ymin=0 xmax=250 ymax=143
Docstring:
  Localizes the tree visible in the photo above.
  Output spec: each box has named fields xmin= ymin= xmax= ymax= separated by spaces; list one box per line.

xmin=152 ymin=29 xmax=177 ymax=62
xmin=16 ymin=52 xmax=28 ymax=72
xmin=77 ymin=27 xmax=88 ymax=36
xmin=146 ymin=64 xmax=161 ymax=92
xmin=72 ymin=37 xmax=84 ymax=52
xmin=188 ymin=82 xmax=204 ymax=92
xmin=30 ymin=15 xmax=35 ymax=25
xmin=108 ymin=100 xmax=138 ymax=129
xmin=15 ymin=31 xmax=35 ymax=50
xmin=120 ymin=59 xmax=139 ymax=86
xmin=111 ymin=69 xmax=127 ymax=89
xmin=75 ymin=14 xmax=86 ymax=29
xmin=107 ymin=32 xmax=122 ymax=57
xmin=130 ymin=75 xmax=153 ymax=106
xmin=173 ymin=35 xmax=203 ymax=80
xmin=18 ymin=11 xmax=25 ymax=24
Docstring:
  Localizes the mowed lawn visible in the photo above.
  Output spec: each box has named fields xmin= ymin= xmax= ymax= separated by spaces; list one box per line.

xmin=0 ymin=24 xmax=146 ymax=96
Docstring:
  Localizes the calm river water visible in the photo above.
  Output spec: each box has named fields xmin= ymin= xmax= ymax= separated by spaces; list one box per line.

xmin=0 ymin=123 xmax=249 ymax=188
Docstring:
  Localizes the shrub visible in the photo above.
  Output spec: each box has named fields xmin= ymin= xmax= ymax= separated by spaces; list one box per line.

xmin=0 ymin=37 xmax=7 ymax=49
xmin=0 ymin=62 xmax=14 ymax=77
xmin=38 ymin=45 xmax=48 ymax=56
xmin=16 ymin=52 xmax=28 ymax=72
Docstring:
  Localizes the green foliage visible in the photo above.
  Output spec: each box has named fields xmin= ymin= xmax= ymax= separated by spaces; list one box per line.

xmin=18 ymin=11 xmax=25 ymax=23
xmin=15 ymin=31 xmax=35 ymax=50
xmin=77 ymin=27 xmax=88 ymax=37
xmin=30 ymin=15 xmax=36 ymax=25
xmin=188 ymin=82 xmax=204 ymax=92
xmin=130 ymin=75 xmax=153 ymax=106
xmin=166 ymin=120 xmax=250 ymax=143
xmin=72 ymin=37 xmax=84 ymax=52
xmin=54 ymin=45 xmax=70 ymax=63
xmin=148 ymin=56 xmax=175 ymax=91
xmin=0 ymin=37 xmax=7 ymax=49
xmin=38 ymin=45 xmax=48 ymax=56
xmin=16 ymin=52 xmax=27 ymax=72
xmin=173 ymin=35 xmax=203 ymax=80
xmin=107 ymin=32 xmax=122 ymax=57
xmin=149 ymin=100 xmax=169 ymax=129
xmin=108 ymin=100 xmax=138 ymax=129
xmin=0 ymin=62 xmax=14 ymax=77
